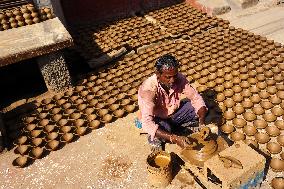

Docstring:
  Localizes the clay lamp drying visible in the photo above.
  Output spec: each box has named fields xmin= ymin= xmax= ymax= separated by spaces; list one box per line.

xmin=223 ymin=81 xmax=233 ymax=89
xmin=270 ymin=177 xmax=284 ymax=189
xmin=221 ymin=124 xmax=235 ymax=134
xmin=89 ymin=99 xmax=98 ymax=106
xmin=78 ymin=104 xmax=87 ymax=111
xmin=230 ymin=132 xmax=246 ymax=142
xmin=241 ymin=90 xmax=252 ymax=98
xmin=113 ymin=109 xmax=125 ymax=118
xmin=216 ymin=94 xmax=225 ymax=102
xmin=243 ymin=112 xmax=256 ymax=122
xmin=47 ymin=140 xmax=59 ymax=151
xmin=75 ymin=98 xmax=85 ymax=106
xmin=233 ymin=105 xmax=244 ymax=115
xmin=224 ymin=99 xmax=235 ymax=108
xmin=223 ymin=89 xmax=234 ymax=97
xmin=224 ymin=111 xmax=235 ymax=120
xmin=51 ymin=107 xmax=61 ymax=114
xmin=39 ymin=112 xmax=48 ymax=119
xmin=44 ymin=125 xmax=55 ymax=133
xmin=251 ymin=105 xmax=264 ymax=115
xmin=245 ymin=139 xmax=259 ymax=148
xmin=131 ymin=94 xmax=138 ymax=101
xmin=278 ymin=135 xmax=284 ymax=146
xmin=260 ymin=101 xmax=273 ymax=109
xmin=62 ymin=133 xmax=74 ymax=143
xmin=274 ymin=75 xmax=284 ymax=83
xmin=101 ymin=114 xmax=113 ymax=123
xmin=239 ymin=74 xmax=249 ymax=81
xmin=62 ymin=102 xmax=72 ymax=109
xmin=277 ymin=91 xmax=284 ymax=99
xmin=253 ymin=120 xmax=267 ymax=129
xmin=31 ymin=147 xmax=43 ymax=159
xmin=266 ymin=126 xmax=280 ymax=137
xmin=241 ymin=99 xmax=253 ymax=109
xmin=31 ymin=130 xmax=42 ymax=138
xmin=16 ymin=145 xmax=29 ymax=155
xmin=249 ymin=85 xmax=259 ymax=93
xmin=60 ymin=126 xmax=72 ymax=134
xmin=243 ymin=125 xmax=257 ymax=136
xmin=257 ymin=82 xmax=267 ymax=90
xmin=255 ymin=132 xmax=270 ymax=144
xmin=250 ymin=95 xmax=261 ymax=104
xmin=89 ymin=120 xmax=100 ymax=129
xmin=52 ymin=114 xmax=62 ymax=122
xmin=109 ymin=104 xmax=120 ymax=111
xmin=39 ymin=119 xmax=49 ymax=127
xmin=232 ymin=85 xmax=242 ymax=93
xmin=267 ymin=142 xmax=282 ymax=154
xmin=270 ymin=158 xmax=284 ymax=172
xmin=42 ymin=98 xmax=52 ymax=105
xmin=74 ymin=119 xmax=84 ymax=127
xmin=231 ymin=94 xmax=242 ymax=103
xmin=76 ymin=127 xmax=87 ymax=136
xmin=196 ymin=86 xmax=206 ymax=93
xmin=25 ymin=116 xmax=35 ymax=124
xmin=17 ymin=136 xmax=28 ymax=145
xmin=32 ymin=138 xmax=43 ymax=147
xmin=266 ymin=79 xmax=276 ymax=87
xmin=272 ymin=107 xmax=284 ymax=116
xmin=46 ymin=132 xmax=58 ymax=141
xmin=270 ymin=96 xmax=282 ymax=105
xmin=14 ymin=156 xmax=29 ymax=167
xmin=26 ymin=124 xmax=36 ymax=132
xmin=267 ymin=86 xmax=277 ymax=95
xmin=233 ymin=118 xmax=246 ymax=128
xmin=180 ymin=127 xmax=219 ymax=167
xmin=263 ymin=113 xmax=277 ymax=122
xmin=58 ymin=119 xmax=68 ymax=126
xmin=64 ymin=109 xmax=75 ymax=115
xmin=275 ymin=120 xmax=284 ymax=130
xmin=125 ymin=105 xmax=136 ymax=113
xmin=231 ymin=71 xmax=240 ymax=77
xmin=70 ymin=113 xmax=81 ymax=120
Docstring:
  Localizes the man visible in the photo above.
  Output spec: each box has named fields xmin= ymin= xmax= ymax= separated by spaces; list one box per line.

xmin=136 ymin=54 xmax=207 ymax=151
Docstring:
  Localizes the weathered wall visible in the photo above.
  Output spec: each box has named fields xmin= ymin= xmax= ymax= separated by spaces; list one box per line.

xmin=60 ymin=0 xmax=184 ymax=25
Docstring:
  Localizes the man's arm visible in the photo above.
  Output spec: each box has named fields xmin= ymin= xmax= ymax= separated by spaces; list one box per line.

xmin=155 ymin=129 xmax=191 ymax=148
xmin=197 ymin=106 xmax=207 ymax=126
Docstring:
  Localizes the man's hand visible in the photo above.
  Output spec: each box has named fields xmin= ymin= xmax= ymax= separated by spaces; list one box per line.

xmin=170 ymin=135 xmax=196 ymax=148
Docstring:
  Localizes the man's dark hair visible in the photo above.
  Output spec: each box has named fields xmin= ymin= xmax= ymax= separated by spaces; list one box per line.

xmin=155 ymin=54 xmax=179 ymax=73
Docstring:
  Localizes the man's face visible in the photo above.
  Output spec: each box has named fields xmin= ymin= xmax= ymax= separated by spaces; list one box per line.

xmin=157 ymin=68 xmax=178 ymax=89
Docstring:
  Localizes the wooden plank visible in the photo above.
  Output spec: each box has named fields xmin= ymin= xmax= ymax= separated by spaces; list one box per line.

xmin=0 ymin=17 xmax=73 ymax=66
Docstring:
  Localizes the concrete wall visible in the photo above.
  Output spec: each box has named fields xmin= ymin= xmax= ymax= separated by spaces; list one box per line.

xmin=60 ymin=0 xmax=183 ymax=25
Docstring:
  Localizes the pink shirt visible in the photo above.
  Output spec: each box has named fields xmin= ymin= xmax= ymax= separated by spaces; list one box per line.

xmin=138 ymin=73 xmax=206 ymax=140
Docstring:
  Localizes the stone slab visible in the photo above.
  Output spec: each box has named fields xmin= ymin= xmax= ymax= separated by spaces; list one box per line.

xmin=0 ymin=17 xmax=73 ymax=67
xmin=232 ymin=0 xmax=259 ymax=9
xmin=186 ymin=0 xmax=231 ymax=16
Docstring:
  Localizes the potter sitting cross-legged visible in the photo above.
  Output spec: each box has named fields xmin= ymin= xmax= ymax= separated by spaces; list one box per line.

xmin=136 ymin=54 xmax=208 ymax=151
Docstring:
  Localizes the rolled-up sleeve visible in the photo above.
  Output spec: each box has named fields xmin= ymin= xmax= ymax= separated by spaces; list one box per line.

xmin=180 ymin=76 xmax=207 ymax=114
xmin=138 ymin=88 xmax=159 ymax=141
